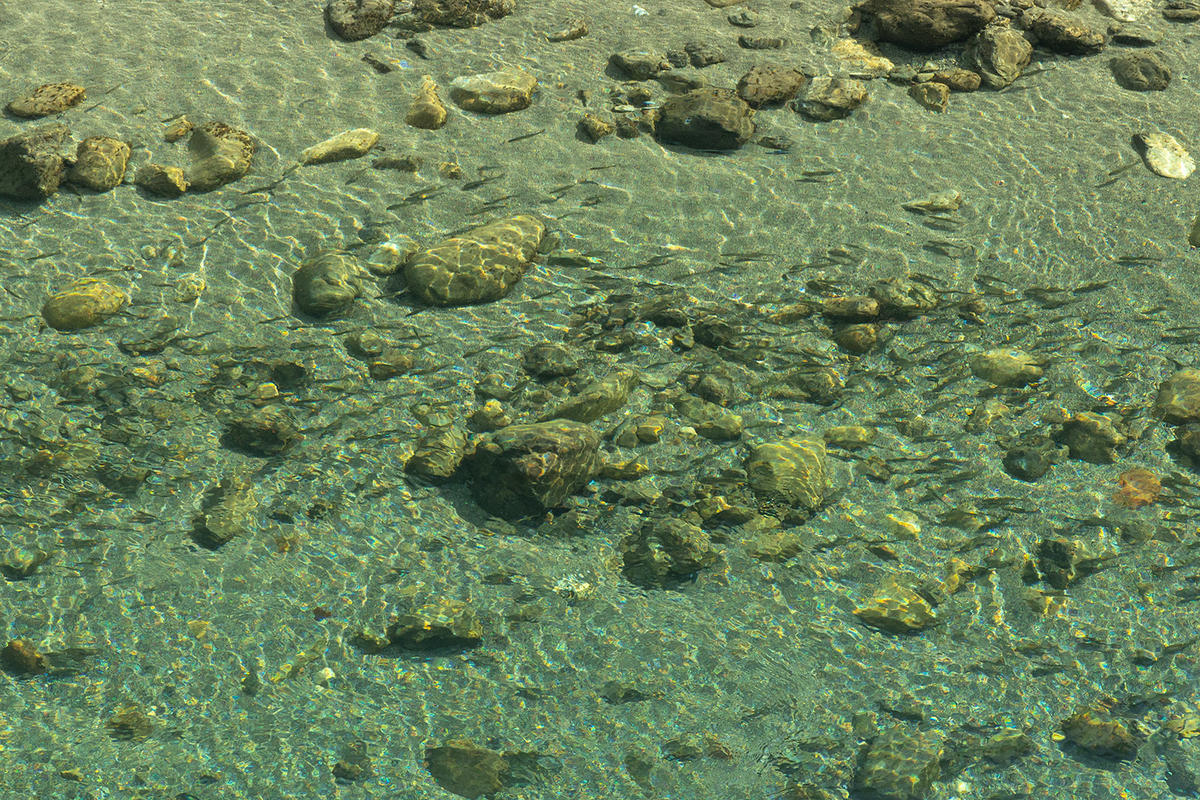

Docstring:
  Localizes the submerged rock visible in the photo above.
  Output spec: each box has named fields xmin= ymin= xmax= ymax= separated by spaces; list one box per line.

xmin=622 ymin=517 xmax=722 ymax=588
xmin=187 ymin=121 xmax=256 ymax=191
xmin=0 ymin=124 xmax=70 ymax=200
xmin=300 ymin=128 xmax=380 ymax=164
xmin=66 ymin=136 xmax=130 ymax=191
xmin=794 ymin=77 xmax=868 ymax=121
xmin=853 ymin=726 xmax=943 ymax=799
xmin=653 ymin=88 xmax=755 ymax=150
xmin=293 ymin=251 xmax=364 ymax=318
xmin=858 ymin=0 xmax=995 ymax=50
xmin=425 ymin=738 xmax=508 ymax=799
xmin=388 ymin=599 xmax=483 ymax=649
xmin=466 ymin=419 xmax=600 ymax=516
xmin=326 ymin=0 xmax=395 ymax=40
xmin=405 ymin=214 xmax=545 ymax=306
xmin=413 ymin=0 xmax=515 ymax=27
xmin=746 ymin=437 xmax=828 ymax=512
xmin=449 ymin=67 xmax=537 ymax=113
xmin=1134 ymin=132 xmax=1193 ymax=179
xmin=6 ymin=82 xmax=86 ymax=118
xmin=42 ymin=278 xmax=128 ymax=331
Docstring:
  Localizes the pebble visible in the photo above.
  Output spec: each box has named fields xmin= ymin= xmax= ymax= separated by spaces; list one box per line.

xmin=300 ymin=128 xmax=380 ymax=164
xmin=405 ymin=76 xmax=448 ymax=129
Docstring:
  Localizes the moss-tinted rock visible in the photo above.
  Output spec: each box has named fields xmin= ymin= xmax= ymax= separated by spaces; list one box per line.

xmin=542 ymin=369 xmax=639 ymax=423
xmin=425 ymin=738 xmax=508 ymax=799
xmin=66 ymin=136 xmax=130 ymax=192
xmin=853 ymin=726 xmax=944 ymax=799
xmin=187 ymin=121 xmax=256 ymax=191
xmin=1156 ymin=368 xmax=1200 ymax=423
xmin=388 ymin=600 xmax=483 ymax=650
xmin=42 ymin=278 xmax=128 ymax=331
xmin=622 ymin=517 xmax=722 ymax=588
xmin=0 ymin=124 xmax=70 ymax=199
xmin=6 ymin=83 xmax=86 ymax=118
xmin=326 ymin=0 xmax=394 ymax=40
xmin=293 ymin=251 xmax=363 ymax=318
xmin=1060 ymin=707 xmax=1143 ymax=760
xmin=405 ymin=425 xmax=469 ymax=480
xmin=853 ymin=580 xmax=937 ymax=634
xmin=654 ymin=88 xmax=755 ymax=150
xmin=406 ymin=214 xmax=545 ymax=306
xmin=467 ymin=420 xmax=600 ymax=516
xmin=413 ymin=0 xmax=515 ymax=28
xmin=746 ymin=437 xmax=828 ymax=511
xmin=224 ymin=406 xmax=299 ymax=456
xmin=191 ymin=474 xmax=258 ymax=549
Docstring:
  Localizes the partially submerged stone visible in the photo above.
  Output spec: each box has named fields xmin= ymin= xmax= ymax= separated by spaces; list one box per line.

xmin=42 ymin=278 xmax=128 ymax=331
xmin=794 ymin=77 xmax=868 ymax=121
xmin=6 ymin=82 xmax=86 ymax=118
xmin=405 ymin=214 xmax=545 ymax=306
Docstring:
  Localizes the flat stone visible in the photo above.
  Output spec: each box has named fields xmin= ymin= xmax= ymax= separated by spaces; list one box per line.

xmin=300 ymin=128 xmax=380 ymax=164
xmin=1112 ymin=51 xmax=1171 ymax=91
xmin=654 ymin=88 xmax=755 ymax=150
xmin=187 ymin=121 xmax=256 ymax=191
xmin=6 ymin=83 xmax=86 ymax=118
xmin=413 ymin=0 xmax=515 ymax=27
xmin=449 ymin=67 xmax=537 ymax=113
xmin=405 ymin=214 xmax=545 ymax=305
xmin=794 ymin=77 xmax=868 ymax=121
xmin=134 ymin=164 xmax=188 ymax=197
xmin=858 ymin=0 xmax=995 ymax=50
xmin=326 ymin=0 xmax=395 ymax=41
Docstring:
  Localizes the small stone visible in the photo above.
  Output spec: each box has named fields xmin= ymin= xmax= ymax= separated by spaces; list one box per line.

xmin=1112 ymin=51 xmax=1171 ymax=91
xmin=1156 ymin=368 xmax=1200 ymax=423
xmin=293 ymin=251 xmax=364 ymax=318
xmin=609 ymin=51 xmax=669 ymax=81
xmin=908 ymin=81 xmax=950 ymax=112
xmin=1135 ymin=132 xmax=1193 ymax=179
xmin=1114 ymin=467 xmax=1160 ymax=508
xmin=622 ymin=517 xmax=722 ymax=588
xmin=164 ymin=116 xmax=193 ymax=143
xmin=470 ymin=399 xmax=511 ymax=431
xmin=413 ymin=0 xmax=514 ymax=27
xmin=736 ymin=64 xmax=807 ymax=108
xmin=831 ymin=38 xmax=894 ymax=77
xmin=579 ymin=113 xmax=615 ymax=142
xmin=834 ymin=323 xmax=879 ymax=353
xmin=405 ymin=214 xmax=546 ymax=306
xmin=425 ymin=738 xmax=508 ymax=799
xmin=903 ymin=189 xmax=962 ymax=214
xmin=0 ymin=124 xmax=70 ymax=200
xmin=654 ymin=88 xmax=755 ymax=150
xmin=6 ymin=83 xmax=86 ymax=118
xmin=191 ymin=474 xmax=258 ymax=549
xmin=966 ymin=26 xmax=1033 ymax=88
xmin=1023 ymin=9 xmax=1108 ymax=55
xmin=224 ymin=406 xmax=299 ymax=456
xmin=326 ymin=0 xmax=395 ymax=41
xmin=522 ymin=343 xmax=579 ymax=378
xmin=300 ymin=129 xmax=380 ymax=164
xmin=1 ymin=639 xmax=48 ymax=675
xmin=685 ymin=40 xmax=726 ymax=68
xmin=548 ymin=17 xmax=589 ymax=41
xmin=695 ymin=413 xmax=744 ymax=441
xmin=543 ymin=370 xmax=640 ymax=423
xmin=746 ymin=437 xmax=828 ymax=512
xmin=824 ymin=425 xmax=876 ymax=448
xmin=1057 ymin=412 xmax=1125 ymax=463
xmin=106 ymin=705 xmax=154 ymax=742
xmin=853 ymin=726 xmax=943 ymax=798
xmin=1002 ymin=435 xmax=1067 ymax=481
xmin=449 ymin=67 xmax=538 ymax=114
xmin=42 ymin=278 xmax=128 ymax=331
xmin=406 ymin=426 xmax=469 ymax=479
xmin=134 ymin=164 xmax=188 ymax=197
xmin=969 ymin=348 xmax=1044 ymax=387
xmin=65 ymin=136 xmax=130 ymax=191
xmin=187 ymin=121 xmax=256 ymax=191
xmin=1060 ymin=707 xmax=1143 ymax=760
xmin=853 ymin=580 xmax=937 ymax=634
xmin=388 ymin=599 xmax=483 ymax=649
xmin=1164 ymin=0 xmax=1200 ymax=20
xmin=406 ymin=76 xmax=449 ymax=129
xmin=932 ymin=68 xmax=982 ymax=91
xmin=466 ymin=420 xmax=601 ymax=517
xmin=794 ymin=77 xmax=868 ymax=121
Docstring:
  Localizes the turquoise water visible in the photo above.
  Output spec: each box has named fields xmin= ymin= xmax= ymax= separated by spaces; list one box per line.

xmin=1 ymin=0 xmax=1200 ymax=798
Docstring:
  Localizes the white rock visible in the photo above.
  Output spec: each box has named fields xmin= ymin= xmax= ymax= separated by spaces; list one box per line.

xmin=1137 ymin=132 xmax=1195 ymax=180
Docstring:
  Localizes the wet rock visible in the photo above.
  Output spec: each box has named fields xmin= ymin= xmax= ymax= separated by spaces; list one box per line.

xmin=654 ymin=88 xmax=755 ymax=150
xmin=300 ymin=128 xmax=380 ymax=164
xmin=224 ymin=406 xmax=299 ymax=456
xmin=834 ymin=323 xmax=879 ymax=353
xmin=794 ymin=77 xmax=868 ymax=121
xmin=694 ymin=413 xmax=744 ymax=441
xmin=933 ymin=68 xmax=982 ymax=90
xmin=685 ymin=40 xmax=726 ymax=68
xmin=832 ymin=38 xmax=895 ymax=77
xmin=1113 ymin=467 xmax=1160 ymax=508
xmin=858 ymin=0 xmax=996 ymax=50
xmin=1021 ymin=9 xmax=1107 ymax=54
xmin=824 ymin=425 xmax=877 ymax=449
xmin=736 ymin=63 xmax=807 ymax=108
xmin=367 ymin=349 xmax=413 ymax=380
xmin=65 ymin=136 xmax=130 ymax=192
xmin=1060 ymin=706 xmax=1143 ymax=760
xmin=873 ymin=278 xmax=939 ymax=317
xmin=6 ymin=82 xmax=86 ymax=118
xmin=0 ymin=639 xmax=48 ymax=675
xmin=729 ymin=8 xmax=759 ymax=25
xmin=164 ymin=116 xmax=193 ymax=143
xmin=470 ymin=399 xmax=511 ymax=431
xmin=543 ymin=370 xmax=639 ymax=423
xmin=854 ymin=579 xmax=937 ymax=634
xmin=425 ymin=738 xmax=508 ymax=798
xmin=853 ymin=726 xmax=943 ymax=798
xmin=106 ymin=705 xmax=154 ymax=742
xmin=522 ymin=343 xmax=579 ymax=378
xmin=42 ymin=278 xmax=128 ymax=331
xmin=388 ymin=599 xmax=483 ymax=649
xmin=908 ymin=81 xmax=949 ymax=111
xmin=579 ymin=113 xmax=615 ymax=142
xmin=746 ymin=437 xmax=828 ymax=512
xmin=771 ymin=366 xmax=845 ymax=405
xmin=622 ymin=517 xmax=722 ymax=588
xmin=610 ymin=51 xmax=669 ymax=81
xmin=1156 ymin=367 xmax=1200 ymax=423
xmin=332 ymin=740 xmax=372 ymax=782
xmin=450 ymin=67 xmax=537 ymax=113
xmin=1036 ymin=536 xmax=1111 ymax=589
xmin=1057 ymin=412 xmax=1125 ymax=463
xmin=548 ymin=17 xmax=589 ymax=41
xmin=0 ymin=124 xmax=70 ymax=200
xmin=1134 ymin=131 xmax=1193 ymax=179
xmin=187 ymin=121 xmax=256 ymax=191
xmin=405 ymin=214 xmax=545 ymax=305
xmin=1174 ymin=423 xmax=1200 ymax=458
xmin=134 ymin=164 xmax=188 ymax=196
xmin=902 ymin=190 xmax=961 ymax=215
xmin=1164 ymin=0 xmax=1200 ymax=20
xmin=466 ymin=419 xmax=601 ymax=516
xmin=191 ymin=474 xmax=257 ymax=549
xmin=1002 ymin=434 xmax=1067 ymax=481
xmin=326 ymin=0 xmax=394 ymax=40
xmin=406 ymin=75 xmax=449 ymax=129
xmin=966 ymin=25 xmax=1032 ymax=88
xmin=413 ymin=0 xmax=514 ymax=27
xmin=293 ymin=251 xmax=364 ymax=318
xmin=405 ymin=425 xmax=469 ymax=480
xmin=1112 ymin=51 xmax=1171 ymax=91
xmin=969 ymin=348 xmax=1044 ymax=387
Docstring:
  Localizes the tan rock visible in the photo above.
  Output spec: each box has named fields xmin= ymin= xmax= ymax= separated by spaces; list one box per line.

xmin=406 ymin=76 xmax=448 ymax=130
xmin=449 ymin=67 xmax=538 ymax=114
xmin=7 ymin=83 xmax=86 ymax=118
xmin=42 ymin=278 xmax=128 ymax=331
xmin=135 ymin=164 xmax=189 ymax=197
xmin=300 ymin=128 xmax=380 ymax=164
xmin=66 ymin=136 xmax=130 ymax=192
